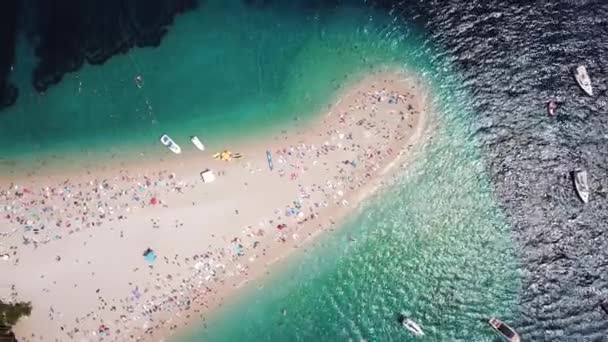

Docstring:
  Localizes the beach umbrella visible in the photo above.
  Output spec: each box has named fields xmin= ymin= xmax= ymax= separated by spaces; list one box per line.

xmin=150 ymin=197 xmax=158 ymax=205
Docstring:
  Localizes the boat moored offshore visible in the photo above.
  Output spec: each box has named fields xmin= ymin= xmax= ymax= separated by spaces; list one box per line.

xmin=489 ymin=317 xmax=520 ymax=342
xmin=574 ymin=65 xmax=593 ymax=96
xmin=398 ymin=314 xmax=424 ymax=337
xmin=573 ymin=170 xmax=590 ymax=203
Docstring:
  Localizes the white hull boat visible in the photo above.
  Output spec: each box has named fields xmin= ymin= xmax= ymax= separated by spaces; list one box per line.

xmin=399 ymin=314 xmax=424 ymax=337
xmin=489 ymin=317 xmax=520 ymax=342
xmin=574 ymin=65 xmax=593 ymax=96
xmin=403 ymin=319 xmax=424 ymax=336
xmin=160 ymin=134 xmax=181 ymax=154
xmin=190 ymin=136 xmax=205 ymax=151
xmin=574 ymin=170 xmax=590 ymax=203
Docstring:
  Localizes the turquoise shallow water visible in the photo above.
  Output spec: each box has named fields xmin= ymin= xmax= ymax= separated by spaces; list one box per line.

xmin=183 ymin=133 xmax=520 ymax=341
xmin=1 ymin=0 xmax=521 ymax=340
xmin=178 ymin=36 xmax=520 ymax=339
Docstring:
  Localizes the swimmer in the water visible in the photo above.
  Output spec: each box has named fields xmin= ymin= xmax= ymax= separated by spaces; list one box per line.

xmin=135 ymin=75 xmax=144 ymax=88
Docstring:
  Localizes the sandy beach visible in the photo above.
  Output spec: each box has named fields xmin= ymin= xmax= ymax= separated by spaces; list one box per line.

xmin=0 ymin=69 xmax=430 ymax=342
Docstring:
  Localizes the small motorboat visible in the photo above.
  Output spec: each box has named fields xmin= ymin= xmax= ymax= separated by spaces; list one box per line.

xmin=574 ymin=65 xmax=593 ymax=96
xmin=398 ymin=314 xmax=424 ymax=337
xmin=573 ymin=170 xmax=590 ymax=203
xmin=489 ymin=317 xmax=520 ymax=342
xmin=547 ymin=100 xmax=558 ymax=116
xmin=160 ymin=134 xmax=181 ymax=154
xmin=190 ymin=136 xmax=205 ymax=151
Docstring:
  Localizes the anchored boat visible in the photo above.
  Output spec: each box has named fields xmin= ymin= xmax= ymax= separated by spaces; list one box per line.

xmin=574 ymin=65 xmax=593 ymax=96
xmin=573 ymin=170 xmax=590 ymax=203
xmin=398 ymin=314 xmax=424 ymax=337
xmin=489 ymin=318 xmax=520 ymax=342
xmin=190 ymin=136 xmax=205 ymax=151
xmin=159 ymin=134 xmax=182 ymax=154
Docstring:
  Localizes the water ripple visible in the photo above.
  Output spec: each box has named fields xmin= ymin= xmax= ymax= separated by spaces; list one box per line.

xmin=397 ymin=0 xmax=608 ymax=339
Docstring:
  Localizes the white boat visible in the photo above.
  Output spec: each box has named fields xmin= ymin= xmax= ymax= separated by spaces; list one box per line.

xmin=574 ymin=170 xmax=590 ymax=203
xmin=489 ymin=318 xmax=520 ymax=342
xmin=399 ymin=314 xmax=424 ymax=337
xmin=190 ymin=136 xmax=205 ymax=151
xmin=159 ymin=134 xmax=181 ymax=154
xmin=574 ymin=65 xmax=593 ymax=96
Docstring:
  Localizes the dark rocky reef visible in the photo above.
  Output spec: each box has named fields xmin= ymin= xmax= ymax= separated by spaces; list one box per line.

xmin=0 ymin=0 xmax=19 ymax=111
xmin=0 ymin=0 xmax=197 ymax=111
xmin=32 ymin=0 xmax=198 ymax=92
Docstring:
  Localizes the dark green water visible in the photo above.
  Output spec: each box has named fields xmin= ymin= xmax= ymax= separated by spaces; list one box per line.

xmin=1 ymin=0 xmax=521 ymax=340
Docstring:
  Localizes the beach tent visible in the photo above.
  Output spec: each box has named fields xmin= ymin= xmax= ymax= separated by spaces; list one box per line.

xmin=200 ymin=169 xmax=216 ymax=183
xmin=143 ymin=248 xmax=156 ymax=263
